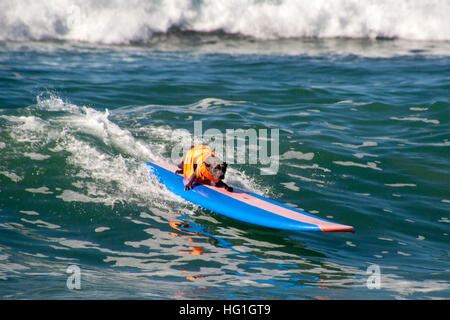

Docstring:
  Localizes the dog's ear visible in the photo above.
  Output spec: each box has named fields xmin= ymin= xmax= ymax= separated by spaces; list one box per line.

xmin=204 ymin=162 xmax=210 ymax=168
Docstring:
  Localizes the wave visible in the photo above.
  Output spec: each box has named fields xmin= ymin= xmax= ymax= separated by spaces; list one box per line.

xmin=0 ymin=0 xmax=449 ymax=44
xmin=0 ymin=94 xmax=268 ymax=211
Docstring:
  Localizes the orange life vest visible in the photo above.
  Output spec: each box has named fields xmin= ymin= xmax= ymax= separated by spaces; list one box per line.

xmin=183 ymin=145 xmax=219 ymax=183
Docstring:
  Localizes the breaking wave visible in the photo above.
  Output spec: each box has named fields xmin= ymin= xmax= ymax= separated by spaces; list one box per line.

xmin=0 ymin=0 xmax=449 ymax=44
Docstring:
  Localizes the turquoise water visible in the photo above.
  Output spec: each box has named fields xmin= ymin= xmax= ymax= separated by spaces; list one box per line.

xmin=1 ymin=1 xmax=450 ymax=300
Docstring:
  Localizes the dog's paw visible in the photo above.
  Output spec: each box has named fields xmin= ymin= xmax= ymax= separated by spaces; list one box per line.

xmin=184 ymin=184 xmax=193 ymax=191
xmin=225 ymin=186 xmax=233 ymax=192
xmin=175 ymin=169 xmax=183 ymax=174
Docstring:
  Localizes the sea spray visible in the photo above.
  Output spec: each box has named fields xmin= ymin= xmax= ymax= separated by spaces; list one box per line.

xmin=0 ymin=0 xmax=449 ymax=44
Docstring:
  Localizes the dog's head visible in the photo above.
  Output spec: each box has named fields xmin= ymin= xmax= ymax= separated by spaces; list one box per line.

xmin=204 ymin=155 xmax=227 ymax=181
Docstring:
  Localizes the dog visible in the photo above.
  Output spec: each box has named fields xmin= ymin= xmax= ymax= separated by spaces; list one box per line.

xmin=175 ymin=145 xmax=233 ymax=192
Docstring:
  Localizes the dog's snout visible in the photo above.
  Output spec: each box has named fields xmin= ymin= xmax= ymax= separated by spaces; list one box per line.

xmin=219 ymin=174 xmax=225 ymax=180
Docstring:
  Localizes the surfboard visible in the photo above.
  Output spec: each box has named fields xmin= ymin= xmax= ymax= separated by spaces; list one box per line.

xmin=147 ymin=162 xmax=354 ymax=232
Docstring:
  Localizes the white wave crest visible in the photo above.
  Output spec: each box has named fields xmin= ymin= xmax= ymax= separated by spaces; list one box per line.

xmin=1 ymin=94 xmax=268 ymax=210
xmin=0 ymin=0 xmax=449 ymax=44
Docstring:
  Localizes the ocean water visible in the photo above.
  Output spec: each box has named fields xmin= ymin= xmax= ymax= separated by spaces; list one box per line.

xmin=0 ymin=0 xmax=449 ymax=300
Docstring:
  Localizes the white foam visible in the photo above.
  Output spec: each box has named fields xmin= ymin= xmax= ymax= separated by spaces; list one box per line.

xmin=281 ymin=181 xmax=300 ymax=192
xmin=288 ymin=173 xmax=325 ymax=184
xmin=345 ymin=241 xmax=356 ymax=247
xmin=378 ymin=237 xmax=394 ymax=242
xmin=288 ymin=163 xmax=331 ymax=173
xmin=321 ymin=121 xmax=348 ymax=131
xmin=384 ymin=183 xmax=417 ymax=187
xmin=354 ymin=152 xmax=378 ymax=159
xmin=1 ymin=0 xmax=448 ymax=43
xmin=69 ymin=106 xmax=159 ymax=162
xmin=20 ymin=218 xmax=60 ymax=229
xmin=332 ymin=141 xmax=378 ymax=149
xmin=437 ymin=217 xmax=449 ymax=223
xmin=19 ymin=210 xmax=40 ymax=216
xmin=226 ymin=167 xmax=270 ymax=196
xmin=364 ymin=136 xmax=450 ymax=147
xmin=25 ymin=186 xmax=53 ymax=194
xmin=36 ymin=93 xmax=81 ymax=113
xmin=60 ymin=138 xmax=175 ymax=208
xmin=56 ymin=189 xmax=104 ymax=204
xmin=0 ymin=115 xmax=46 ymax=130
xmin=189 ymin=98 xmax=245 ymax=111
xmin=24 ymin=152 xmax=51 ymax=160
xmin=280 ymin=150 xmax=314 ymax=161
xmin=1 ymin=115 xmax=47 ymax=143
xmin=2 ymin=94 xmax=270 ymax=214
xmin=380 ymin=275 xmax=449 ymax=295
xmin=34 ymin=99 xmax=164 ymax=209
xmin=333 ymin=160 xmax=382 ymax=171
xmin=390 ymin=116 xmax=440 ymax=125
xmin=354 ymin=192 xmax=371 ymax=197
xmin=0 ymin=171 xmax=23 ymax=182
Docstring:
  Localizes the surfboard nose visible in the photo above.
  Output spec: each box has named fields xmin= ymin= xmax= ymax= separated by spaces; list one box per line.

xmin=320 ymin=225 xmax=354 ymax=233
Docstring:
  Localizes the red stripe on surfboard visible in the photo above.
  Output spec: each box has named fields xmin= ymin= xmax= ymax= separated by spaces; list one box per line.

xmin=152 ymin=162 xmax=354 ymax=232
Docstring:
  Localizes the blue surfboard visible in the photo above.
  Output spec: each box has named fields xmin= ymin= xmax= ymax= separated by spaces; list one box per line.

xmin=147 ymin=162 xmax=354 ymax=232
